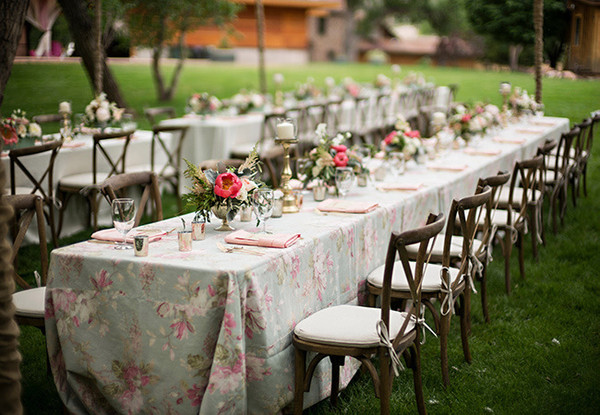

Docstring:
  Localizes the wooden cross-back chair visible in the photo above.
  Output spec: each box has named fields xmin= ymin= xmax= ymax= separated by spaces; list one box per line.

xmin=198 ymin=159 xmax=244 ymax=173
xmin=144 ymin=106 xmax=176 ymax=126
xmin=367 ymin=186 xmax=492 ymax=387
xmin=8 ymin=139 xmax=62 ymax=247
xmin=100 ymin=171 xmax=163 ymax=228
xmin=5 ymin=194 xmax=49 ymax=334
xmin=57 ymin=129 xmax=135 ymax=235
xmin=570 ymin=118 xmax=592 ymax=205
xmin=396 ymin=90 xmax=420 ymax=131
xmin=324 ymin=97 xmax=345 ymax=134
xmin=293 ymin=213 xmax=445 ymax=415
xmin=349 ymin=95 xmax=373 ymax=146
xmin=581 ymin=112 xmax=600 ymax=196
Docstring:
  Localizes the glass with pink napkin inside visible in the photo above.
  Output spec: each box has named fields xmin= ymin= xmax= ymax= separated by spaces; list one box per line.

xmin=225 ymin=230 xmax=301 ymax=248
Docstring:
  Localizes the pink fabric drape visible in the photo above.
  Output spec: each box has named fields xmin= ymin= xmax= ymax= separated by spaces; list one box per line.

xmin=26 ymin=0 xmax=62 ymax=57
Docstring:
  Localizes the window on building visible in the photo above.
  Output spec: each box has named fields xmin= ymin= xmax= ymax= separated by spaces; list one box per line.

xmin=574 ymin=15 xmax=581 ymax=46
xmin=318 ymin=17 xmax=327 ymax=35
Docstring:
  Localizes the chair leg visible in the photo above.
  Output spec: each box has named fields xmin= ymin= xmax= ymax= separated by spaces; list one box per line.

xmin=458 ymin=293 xmax=472 ymax=364
xmin=503 ymin=230 xmax=512 ymax=295
xmin=464 ymin=280 xmax=472 ymax=335
xmin=440 ymin=312 xmax=451 ymax=387
xmin=550 ymin=188 xmax=558 ymax=235
xmin=56 ymin=190 xmax=72 ymax=239
xmin=582 ymin=164 xmax=588 ymax=197
xmin=480 ymin=264 xmax=490 ymax=323
xmin=379 ymin=349 xmax=391 ymax=415
xmin=329 ymin=356 xmax=344 ymax=407
xmin=518 ymin=232 xmax=526 ymax=281
xmin=294 ymin=347 xmax=306 ymax=415
xmin=528 ymin=206 xmax=539 ymax=262
xmin=409 ymin=344 xmax=427 ymax=415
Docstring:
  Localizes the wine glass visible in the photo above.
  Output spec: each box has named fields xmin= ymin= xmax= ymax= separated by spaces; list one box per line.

xmin=111 ymin=198 xmax=135 ymax=250
xmin=252 ymin=189 xmax=274 ymax=233
xmin=335 ymin=167 xmax=354 ymax=198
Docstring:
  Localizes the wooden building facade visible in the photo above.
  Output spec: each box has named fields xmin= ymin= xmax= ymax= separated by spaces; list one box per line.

xmin=567 ymin=0 xmax=600 ymax=74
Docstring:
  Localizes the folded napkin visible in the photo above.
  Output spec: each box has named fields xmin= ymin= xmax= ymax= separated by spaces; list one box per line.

xmin=427 ymin=163 xmax=469 ymax=172
xmin=516 ymin=128 xmax=544 ymax=134
xmin=464 ymin=148 xmax=502 ymax=156
xmin=316 ymin=199 xmax=378 ymax=214
xmin=493 ymin=136 xmax=526 ymax=144
xmin=532 ymin=120 xmax=556 ymax=127
xmin=225 ymin=230 xmax=301 ymax=248
xmin=376 ymin=182 xmax=423 ymax=191
xmin=91 ymin=228 xmax=167 ymax=243
xmin=62 ymin=141 xmax=86 ymax=149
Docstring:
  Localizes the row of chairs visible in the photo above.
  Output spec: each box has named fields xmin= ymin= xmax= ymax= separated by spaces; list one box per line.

xmin=290 ymin=113 xmax=598 ymax=413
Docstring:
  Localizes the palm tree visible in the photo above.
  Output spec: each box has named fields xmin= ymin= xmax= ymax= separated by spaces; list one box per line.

xmin=534 ymin=0 xmax=544 ymax=103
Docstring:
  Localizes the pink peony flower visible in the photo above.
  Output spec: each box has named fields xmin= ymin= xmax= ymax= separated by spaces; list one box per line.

xmin=214 ymin=172 xmax=242 ymax=198
xmin=333 ymin=152 xmax=349 ymax=167
xmin=331 ymin=144 xmax=347 ymax=153
xmin=405 ymin=130 xmax=421 ymax=139
xmin=1 ymin=124 xmax=18 ymax=145
xmin=384 ymin=131 xmax=397 ymax=145
xmin=461 ymin=114 xmax=472 ymax=123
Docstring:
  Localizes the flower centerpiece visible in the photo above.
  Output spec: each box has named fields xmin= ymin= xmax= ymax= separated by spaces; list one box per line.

xmin=374 ymin=73 xmax=391 ymax=90
xmin=82 ymin=93 xmax=125 ymax=129
xmin=342 ymin=77 xmax=362 ymax=98
xmin=1 ymin=109 xmax=42 ymax=150
xmin=186 ymin=92 xmax=222 ymax=116
xmin=183 ymin=147 xmax=262 ymax=231
xmin=508 ymin=88 xmax=538 ymax=118
xmin=228 ymin=90 xmax=265 ymax=115
xmin=449 ymin=105 xmax=478 ymax=142
xmin=381 ymin=115 xmax=424 ymax=161
xmin=298 ymin=123 xmax=353 ymax=190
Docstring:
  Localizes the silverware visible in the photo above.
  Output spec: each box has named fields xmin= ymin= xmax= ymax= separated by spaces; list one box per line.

xmin=216 ymin=242 xmax=264 ymax=256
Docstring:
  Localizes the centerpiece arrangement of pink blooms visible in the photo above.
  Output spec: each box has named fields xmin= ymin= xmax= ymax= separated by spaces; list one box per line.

xmin=297 ymin=123 xmax=361 ymax=187
xmin=508 ymin=87 xmax=540 ymax=117
xmin=293 ymin=77 xmax=322 ymax=101
xmin=227 ymin=90 xmax=265 ymax=115
xmin=374 ymin=73 xmax=391 ymax=89
xmin=448 ymin=103 xmax=501 ymax=141
xmin=1 ymin=109 xmax=42 ymax=148
xmin=381 ymin=115 xmax=424 ymax=160
xmin=82 ymin=93 xmax=125 ymax=128
xmin=186 ymin=92 xmax=222 ymax=115
xmin=342 ymin=77 xmax=362 ymax=98
xmin=183 ymin=148 xmax=262 ymax=223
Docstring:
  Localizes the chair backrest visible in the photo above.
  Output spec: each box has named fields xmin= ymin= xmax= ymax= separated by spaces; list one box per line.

xmin=144 ymin=107 xmax=176 ymax=126
xmin=324 ymin=98 xmax=344 ymax=134
xmin=574 ymin=118 xmax=592 ymax=162
xmin=506 ymin=155 xmax=545 ymax=224
xmin=442 ymin=186 xmax=492 ymax=303
xmin=4 ymin=194 xmax=48 ymax=289
xmin=150 ymin=124 xmax=189 ymax=176
xmin=9 ymin=139 xmax=62 ymax=205
xmin=549 ymin=127 xmax=579 ymax=178
xmin=100 ymin=171 xmax=163 ymax=227
xmin=588 ymin=112 xmax=600 ymax=154
xmin=380 ymin=213 xmax=445 ymax=338
xmin=198 ymin=158 xmax=245 ymax=174
xmin=92 ymin=129 xmax=135 ymax=184
xmin=477 ymin=171 xmax=510 ymax=245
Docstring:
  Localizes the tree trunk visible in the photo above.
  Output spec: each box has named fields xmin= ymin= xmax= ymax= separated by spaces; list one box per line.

xmin=162 ymin=32 xmax=187 ymax=102
xmin=95 ymin=0 xmax=103 ymax=95
xmin=0 ymin=1 xmax=28 ymax=412
xmin=0 ymin=0 xmax=29 ymax=108
xmin=533 ymin=0 xmax=544 ymax=103
xmin=58 ymin=0 xmax=127 ymax=108
xmin=508 ymin=44 xmax=523 ymax=72
xmin=255 ymin=0 xmax=267 ymax=94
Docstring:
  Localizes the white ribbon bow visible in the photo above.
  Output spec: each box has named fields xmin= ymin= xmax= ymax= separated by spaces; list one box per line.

xmin=376 ymin=319 xmax=404 ymax=376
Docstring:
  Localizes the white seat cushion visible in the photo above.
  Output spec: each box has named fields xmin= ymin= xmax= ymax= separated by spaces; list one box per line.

xmin=480 ymin=207 xmax=522 ymax=227
xmin=407 ymin=236 xmax=484 ymax=258
xmin=5 ymin=186 xmax=43 ymax=196
xmin=498 ymin=187 xmax=542 ymax=207
xmin=367 ymin=261 xmax=460 ymax=292
xmin=294 ymin=304 xmax=413 ymax=347
xmin=58 ymin=172 xmax=110 ymax=188
xmin=127 ymin=163 xmax=176 ymax=177
xmin=13 ymin=287 xmax=45 ymax=318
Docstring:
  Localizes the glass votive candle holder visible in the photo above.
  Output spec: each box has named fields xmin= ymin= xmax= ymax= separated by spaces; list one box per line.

xmin=134 ymin=235 xmax=148 ymax=257
xmin=192 ymin=220 xmax=205 ymax=241
xmin=240 ymin=205 xmax=253 ymax=222
xmin=178 ymin=230 xmax=192 ymax=252
xmin=272 ymin=197 xmax=283 ymax=218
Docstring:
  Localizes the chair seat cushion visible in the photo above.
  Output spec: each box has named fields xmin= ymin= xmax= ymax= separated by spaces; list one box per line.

xmin=5 ymin=186 xmax=43 ymax=197
xmin=407 ymin=236 xmax=484 ymax=259
xmin=13 ymin=287 xmax=45 ymax=318
xmin=59 ymin=172 xmax=110 ymax=188
xmin=128 ymin=163 xmax=176 ymax=177
xmin=294 ymin=304 xmax=413 ymax=347
xmin=480 ymin=207 xmax=522 ymax=227
xmin=367 ymin=261 xmax=460 ymax=292
xmin=544 ymin=169 xmax=564 ymax=184
xmin=498 ymin=187 xmax=542 ymax=208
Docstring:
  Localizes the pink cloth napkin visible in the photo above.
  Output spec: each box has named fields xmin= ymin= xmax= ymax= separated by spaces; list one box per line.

xmin=532 ymin=121 xmax=556 ymax=127
xmin=427 ymin=163 xmax=468 ymax=172
xmin=516 ymin=128 xmax=544 ymax=134
xmin=493 ymin=136 xmax=526 ymax=144
xmin=62 ymin=141 xmax=86 ymax=149
xmin=316 ymin=199 xmax=378 ymax=213
xmin=377 ymin=183 xmax=423 ymax=191
xmin=225 ymin=230 xmax=301 ymax=248
xmin=91 ymin=228 xmax=167 ymax=243
xmin=464 ymin=148 xmax=502 ymax=156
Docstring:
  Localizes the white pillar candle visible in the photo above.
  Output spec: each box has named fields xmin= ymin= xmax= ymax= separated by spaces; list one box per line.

xmin=277 ymin=122 xmax=295 ymax=139
xmin=432 ymin=112 xmax=446 ymax=126
xmin=499 ymin=83 xmax=511 ymax=95
xmin=59 ymin=101 xmax=71 ymax=114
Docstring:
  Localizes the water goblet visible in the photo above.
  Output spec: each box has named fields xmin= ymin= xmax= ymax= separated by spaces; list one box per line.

xmin=335 ymin=167 xmax=354 ymax=198
xmin=252 ymin=189 xmax=274 ymax=233
xmin=111 ymin=198 xmax=135 ymax=250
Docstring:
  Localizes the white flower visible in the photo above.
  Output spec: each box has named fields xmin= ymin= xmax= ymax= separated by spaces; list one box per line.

xmin=96 ymin=107 xmax=110 ymax=122
xmin=455 ymin=104 xmax=467 ymax=114
xmin=273 ymin=73 xmax=284 ymax=85
xmin=325 ymin=77 xmax=335 ymax=88
xmin=16 ymin=124 xmax=27 ymax=137
xmin=331 ymin=133 xmax=345 ymax=146
xmin=28 ymin=123 xmax=42 ymax=137
xmin=235 ymin=177 xmax=258 ymax=201
xmin=251 ymin=94 xmax=264 ymax=108
xmin=315 ymin=123 xmax=328 ymax=141
xmin=59 ymin=101 xmax=71 ymax=114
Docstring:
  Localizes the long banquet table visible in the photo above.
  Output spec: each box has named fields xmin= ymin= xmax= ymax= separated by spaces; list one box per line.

xmin=45 ymin=117 xmax=569 ymax=414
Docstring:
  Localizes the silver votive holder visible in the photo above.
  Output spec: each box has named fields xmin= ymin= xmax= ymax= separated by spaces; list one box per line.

xmin=134 ymin=235 xmax=148 ymax=257
xmin=240 ymin=205 xmax=253 ymax=222
xmin=192 ymin=220 xmax=205 ymax=241
xmin=272 ymin=197 xmax=283 ymax=218
xmin=178 ymin=230 xmax=192 ymax=252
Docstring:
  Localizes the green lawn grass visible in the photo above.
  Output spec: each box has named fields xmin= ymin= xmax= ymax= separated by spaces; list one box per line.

xmin=3 ymin=61 xmax=600 ymax=414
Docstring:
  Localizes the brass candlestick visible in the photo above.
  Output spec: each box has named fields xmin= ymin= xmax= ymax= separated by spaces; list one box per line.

xmin=275 ymin=136 xmax=299 ymax=213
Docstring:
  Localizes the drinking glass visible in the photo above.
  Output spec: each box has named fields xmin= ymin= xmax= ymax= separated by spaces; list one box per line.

xmin=335 ymin=167 xmax=354 ymax=198
xmin=111 ymin=198 xmax=135 ymax=250
xmin=389 ymin=152 xmax=406 ymax=177
xmin=252 ymin=189 xmax=274 ymax=233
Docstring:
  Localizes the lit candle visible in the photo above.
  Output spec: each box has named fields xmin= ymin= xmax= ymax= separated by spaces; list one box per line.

xmin=277 ymin=121 xmax=295 ymax=139
xmin=59 ymin=101 xmax=71 ymax=114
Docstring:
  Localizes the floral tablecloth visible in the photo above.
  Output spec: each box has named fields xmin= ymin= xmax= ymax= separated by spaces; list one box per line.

xmin=45 ymin=117 xmax=569 ymax=414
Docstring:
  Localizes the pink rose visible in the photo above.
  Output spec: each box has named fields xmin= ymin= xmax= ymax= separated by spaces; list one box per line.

xmin=461 ymin=114 xmax=472 ymax=123
xmin=384 ymin=131 xmax=397 ymax=145
xmin=214 ymin=172 xmax=242 ymax=198
xmin=1 ymin=124 xmax=18 ymax=145
xmin=333 ymin=152 xmax=349 ymax=167
xmin=405 ymin=130 xmax=421 ymax=139
xmin=331 ymin=144 xmax=347 ymax=153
